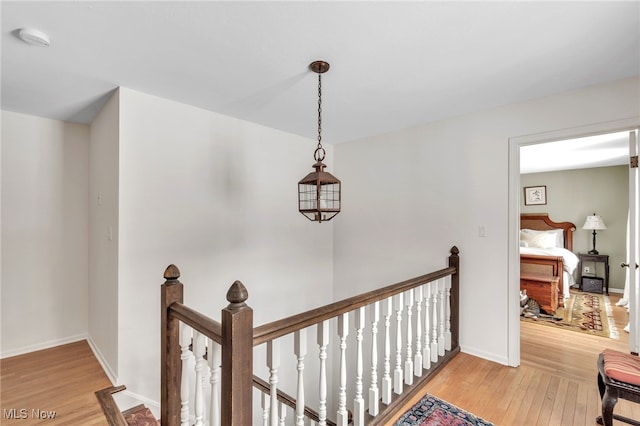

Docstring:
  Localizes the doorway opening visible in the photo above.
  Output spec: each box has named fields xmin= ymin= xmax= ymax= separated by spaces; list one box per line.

xmin=507 ymin=118 xmax=640 ymax=367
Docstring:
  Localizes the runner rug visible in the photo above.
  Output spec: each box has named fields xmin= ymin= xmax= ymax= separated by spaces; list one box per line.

xmin=521 ymin=290 xmax=618 ymax=339
xmin=395 ymin=394 xmax=493 ymax=426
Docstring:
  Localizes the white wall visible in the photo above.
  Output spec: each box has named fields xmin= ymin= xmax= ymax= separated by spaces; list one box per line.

xmin=1 ymin=111 xmax=89 ymax=356
xmin=334 ymin=76 xmax=640 ymax=364
xmin=88 ymin=90 xmax=120 ymax=378
xmin=116 ymin=88 xmax=335 ymax=403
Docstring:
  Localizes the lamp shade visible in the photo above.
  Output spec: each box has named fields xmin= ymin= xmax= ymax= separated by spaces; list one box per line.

xmin=582 ymin=213 xmax=607 ymax=230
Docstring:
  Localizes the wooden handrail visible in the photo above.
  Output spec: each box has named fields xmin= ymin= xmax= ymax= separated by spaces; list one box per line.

xmin=169 ymin=302 xmax=222 ymax=344
xmin=164 ymin=254 xmax=457 ymax=348
xmin=253 ymin=265 xmax=456 ymax=346
xmin=95 ymin=385 xmax=128 ymax=426
xmin=168 ymin=266 xmax=455 ymax=347
xmin=253 ymin=376 xmax=337 ymax=426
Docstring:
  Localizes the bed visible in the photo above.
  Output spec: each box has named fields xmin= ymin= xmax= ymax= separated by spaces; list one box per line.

xmin=520 ymin=213 xmax=579 ymax=312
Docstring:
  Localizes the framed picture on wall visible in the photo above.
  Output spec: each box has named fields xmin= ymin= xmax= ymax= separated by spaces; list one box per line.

xmin=524 ymin=185 xmax=547 ymax=205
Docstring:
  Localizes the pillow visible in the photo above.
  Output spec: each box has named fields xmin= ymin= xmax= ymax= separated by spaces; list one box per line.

xmin=520 ymin=240 xmax=529 ymax=247
xmin=602 ymin=349 xmax=640 ymax=385
xmin=520 ymin=231 xmax=557 ymax=249
xmin=521 ymin=228 xmax=564 ymax=248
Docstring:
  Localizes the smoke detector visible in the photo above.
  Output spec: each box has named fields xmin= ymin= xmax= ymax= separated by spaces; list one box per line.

xmin=18 ymin=28 xmax=50 ymax=47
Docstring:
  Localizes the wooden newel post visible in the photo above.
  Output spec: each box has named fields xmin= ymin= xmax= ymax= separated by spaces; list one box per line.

xmin=448 ymin=246 xmax=460 ymax=351
xmin=221 ymin=281 xmax=253 ymax=426
xmin=161 ymin=264 xmax=184 ymax=426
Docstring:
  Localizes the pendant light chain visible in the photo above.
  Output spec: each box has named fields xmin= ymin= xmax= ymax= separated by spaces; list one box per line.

xmin=315 ymin=72 xmax=325 ymax=162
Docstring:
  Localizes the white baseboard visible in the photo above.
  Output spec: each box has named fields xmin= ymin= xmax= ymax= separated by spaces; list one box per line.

xmin=86 ymin=335 xmax=119 ymax=386
xmin=0 ymin=333 xmax=88 ymax=359
xmin=85 ymin=337 xmax=160 ymax=417
xmin=460 ymin=344 xmax=510 ymax=366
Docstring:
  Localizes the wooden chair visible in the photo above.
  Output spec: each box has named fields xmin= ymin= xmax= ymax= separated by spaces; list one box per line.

xmin=597 ymin=350 xmax=640 ymax=426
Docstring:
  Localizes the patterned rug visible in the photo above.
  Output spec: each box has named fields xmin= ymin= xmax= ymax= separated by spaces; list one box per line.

xmin=123 ymin=405 xmax=159 ymax=426
xmin=521 ymin=290 xmax=618 ymax=339
xmin=395 ymin=394 xmax=493 ymax=426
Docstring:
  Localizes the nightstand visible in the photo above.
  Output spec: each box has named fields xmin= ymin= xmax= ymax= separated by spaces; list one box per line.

xmin=577 ymin=253 xmax=610 ymax=295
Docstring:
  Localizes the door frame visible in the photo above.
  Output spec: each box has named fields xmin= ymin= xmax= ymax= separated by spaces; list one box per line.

xmin=507 ymin=117 xmax=640 ymax=367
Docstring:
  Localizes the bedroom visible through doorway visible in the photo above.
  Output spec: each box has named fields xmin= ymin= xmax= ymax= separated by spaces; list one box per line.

xmin=508 ymin=118 xmax=640 ymax=367
xmin=519 ymin=131 xmax=630 ymax=356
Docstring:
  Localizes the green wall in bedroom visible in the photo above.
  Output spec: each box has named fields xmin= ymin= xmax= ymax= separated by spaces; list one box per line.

xmin=521 ymin=165 xmax=628 ymax=292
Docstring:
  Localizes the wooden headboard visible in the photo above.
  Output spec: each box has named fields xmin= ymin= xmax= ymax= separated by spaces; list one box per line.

xmin=520 ymin=213 xmax=576 ymax=252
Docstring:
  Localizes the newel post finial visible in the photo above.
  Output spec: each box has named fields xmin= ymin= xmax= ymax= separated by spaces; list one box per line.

xmin=226 ymin=280 xmax=249 ymax=306
xmin=164 ymin=264 xmax=181 ymax=282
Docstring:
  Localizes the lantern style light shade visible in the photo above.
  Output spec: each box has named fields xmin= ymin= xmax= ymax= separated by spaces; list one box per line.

xmin=298 ymin=159 xmax=341 ymax=222
xmin=582 ymin=213 xmax=606 ymax=254
xmin=298 ymin=60 xmax=341 ymax=223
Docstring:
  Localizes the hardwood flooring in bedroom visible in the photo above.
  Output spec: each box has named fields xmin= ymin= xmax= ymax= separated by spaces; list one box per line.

xmin=416 ymin=292 xmax=635 ymax=426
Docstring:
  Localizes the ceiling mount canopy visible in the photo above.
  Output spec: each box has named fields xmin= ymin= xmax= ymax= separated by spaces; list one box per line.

xmin=298 ymin=60 xmax=341 ymax=223
xmin=309 ymin=60 xmax=330 ymax=74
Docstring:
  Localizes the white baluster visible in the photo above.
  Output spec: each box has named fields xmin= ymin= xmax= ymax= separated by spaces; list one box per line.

xmin=179 ymin=324 xmax=192 ymax=426
xmin=262 ymin=392 xmax=270 ymax=426
xmin=317 ymin=321 xmax=329 ymax=426
xmin=193 ymin=331 xmax=207 ymax=426
xmin=414 ymin=286 xmax=423 ymax=377
xmin=404 ymin=289 xmax=414 ymax=386
xmin=279 ymin=401 xmax=287 ymax=426
xmin=369 ymin=301 xmax=380 ymax=416
xmin=208 ymin=339 xmax=221 ymax=426
xmin=423 ymin=283 xmax=431 ymax=370
xmin=431 ymin=283 xmax=439 ymax=363
xmin=337 ymin=313 xmax=349 ymax=426
xmin=394 ymin=292 xmax=404 ymax=395
xmin=445 ymin=277 xmax=452 ymax=351
xmin=267 ymin=340 xmax=280 ymax=426
xmin=294 ymin=329 xmax=307 ymax=426
xmin=354 ymin=307 xmax=365 ymax=426
xmin=382 ymin=297 xmax=393 ymax=404
xmin=438 ymin=279 xmax=446 ymax=357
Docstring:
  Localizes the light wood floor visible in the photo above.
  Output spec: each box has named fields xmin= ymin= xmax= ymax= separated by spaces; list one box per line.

xmin=0 ymin=340 xmax=112 ymax=425
xmin=416 ymin=292 xmax=634 ymax=425
xmin=0 ymin=294 xmax=634 ymax=425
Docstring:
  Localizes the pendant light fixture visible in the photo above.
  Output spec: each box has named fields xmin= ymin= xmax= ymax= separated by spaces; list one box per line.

xmin=298 ymin=61 xmax=341 ymax=223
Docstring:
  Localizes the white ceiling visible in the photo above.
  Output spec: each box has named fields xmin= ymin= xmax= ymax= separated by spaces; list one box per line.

xmin=2 ymin=1 xmax=639 ymax=153
xmin=520 ymin=131 xmax=631 ymax=174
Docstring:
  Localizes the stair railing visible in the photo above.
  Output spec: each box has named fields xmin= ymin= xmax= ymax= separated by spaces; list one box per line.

xmin=161 ymin=246 xmax=460 ymax=426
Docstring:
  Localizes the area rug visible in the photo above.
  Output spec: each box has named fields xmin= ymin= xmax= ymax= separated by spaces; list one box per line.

xmin=122 ymin=405 xmax=160 ymax=426
xmin=521 ymin=290 xmax=618 ymax=339
xmin=395 ymin=394 xmax=493 ymax=426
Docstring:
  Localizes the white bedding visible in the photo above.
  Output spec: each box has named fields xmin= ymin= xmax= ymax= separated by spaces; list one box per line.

xmin=520 ymin=246 xmax=579 ymax=301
